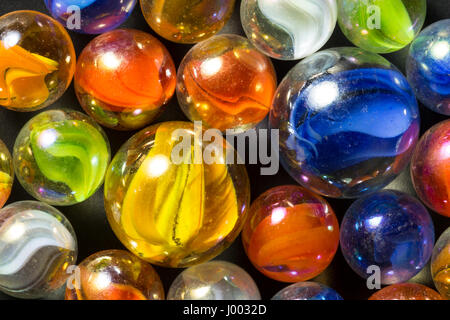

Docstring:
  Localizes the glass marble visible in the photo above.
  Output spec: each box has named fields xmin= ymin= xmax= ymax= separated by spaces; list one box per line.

xmin=272 ymin=282 xmax=343 ymax=300
xmin=340 ymin=190 xmax=434 ymax=285
xmin=140 ymin=0 xmax=236 ymax=44
xmin=0 ymin=201 xmax=77 ymax=299
xmin=13 ymin=109 xmax=111 ymax=206
xmin=0 ymin=140 xmax=13 ymax=209
xmin=177 ymin=34 xmax=277 ymax=132
xmin=369 ymin=283 xmax=442 ymax=300
xmin=44 ymin=0 xmax=137 ymax=34
xmin=240 ymin=0 xmax=337 ymax=60
xmin=270 ymin=47 xmax=420 ymax=198
xmin=75 ymin=29 xmax=176 ymax=131
xmin=242 ymin=185 xmax=339 ymax=283
xmin=104 ymin=121 xmax=250 ymax=268
xmin=167 ymin=261 xmax=260 ymax=300
xmin=0 ymin=10 xmax=75 ymax=112
xmin=337 ymin=0 xmax=426 ymax=53
xmin=65 ymin=250 xmax=164 ymax=300
xmin=406 ymin=19 xmax=450 ymax=115
xmin=411 ymin=120 xmax=450 ymax=218
xmin=431 ymin=227 xmax=450 ymax=300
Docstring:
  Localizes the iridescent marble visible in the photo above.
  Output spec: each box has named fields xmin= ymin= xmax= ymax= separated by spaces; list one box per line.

xmin=272 ymin=282 xmax=343 ymax=300
xmin=369 ymin=283 xmax=442 ymax=300
xmin=0 ymin=201 xmax=77 ymax=299
xmin=407 ymin=19 xmax=450 ymax=115
xmin=270 ymin=47 xmax=420 ymax=198
xmin=411 ymin=120 xmax=450 ymax=217
xmin=340 ymin=190 xmax=434 ymax=285
xmin=167 ymin=261 xmax=260 ymax=300
xmin=44 ymin=0 xmax=137 ymax=34
xmin=241 ymin=0 xmax=337 ymax=60
xmin=431 ymin=227 xmax=450 ymax=300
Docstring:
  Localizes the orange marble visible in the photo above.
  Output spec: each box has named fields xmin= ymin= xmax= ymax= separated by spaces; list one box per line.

xmin=369 ymin=283 xmax=443 ymax=300
xmin=242 ymin=185 xmax=339 ymax=283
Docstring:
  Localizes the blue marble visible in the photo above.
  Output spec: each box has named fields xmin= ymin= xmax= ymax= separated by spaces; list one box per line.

xmin=340 ymin=190 xmax=434 ymax=285
xmin=407 ymin=19 xmax=450 ymax=115
xmin=272 ymin=282 xmax=343 ymax=300
xmin=270 ymin=47 xmax=420 ymax=198
xmin=44 ymin=0 xmax=137 ymax=34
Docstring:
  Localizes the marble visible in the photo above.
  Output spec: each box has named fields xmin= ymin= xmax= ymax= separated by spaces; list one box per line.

xmin=340 ymin=190 xmax=434 ymax=285
xmin=0 ymin=201 xmax=77 ymax=299
xmin=240 ymin=0 xmax=337 ymax=60
xmin=13 ymin=109 xmax=111 ymax=206
xmin=0 ymin=10 xmax=75 ymax=111
xmin=140 ymin=0 xmax=236 ymax=43
xmin=177 ymin=34 xmax=277 ymax=132
xmin=272 ymin=282 xmax=343 ymax=300
xmin=407 ymin=19 xmax=450 ymax=115
xmin=65 ymin=250 xmax=164 ymax=300
xmin=411 ymin=120 xmax=450 ymax=217
xmin=104 ymin=122 xmax=250 ymax=268
xmin=369 ymin=283 xmax=443 ymax=300
xmin=431 ymin=227 xmax=450 ymax=300
xmin=167 ymin=261 xmax=260 ymax=300
xmin=75 ymin=29 xmax=176 ymax=130
xmin=242 ymin=185 xmax=339 ymax=282
xmin=0 ymin=140 xmax=13 ymax=209
xmin=337 ymin=0 xmax=426 ymax=53
xmin=270 ymin=47 xmax=419 ymax=198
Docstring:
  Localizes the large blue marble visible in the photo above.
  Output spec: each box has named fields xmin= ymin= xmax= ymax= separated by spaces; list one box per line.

xmin=272 ymin=282 xmax=343 ymax=300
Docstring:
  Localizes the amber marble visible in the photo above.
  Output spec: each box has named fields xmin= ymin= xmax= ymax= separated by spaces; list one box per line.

xmin=104 ymin=122 xmax=250 ymax=267
xmin=432 ymin=227 xmax=450 ymax=300
xmin=177 ymin=34 xmax=277 ymax=132
xmin=242 ymin=185 xmax=339 ymax=283
xmin=75 ymin=29 xmax=176 ymax=130
xmin=369 ymin=283 xmax=443 ymax=300
xmin=65 ymin=250 xmax=164 ymax=300
xmin=0 ymin=11 xmax=75 ymax=111
xmin=140 ymin=0 xmax=236 ymax=43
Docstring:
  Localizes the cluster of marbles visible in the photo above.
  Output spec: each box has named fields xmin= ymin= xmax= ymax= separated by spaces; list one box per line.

xmin=242 ymin=185 xmax=339 ymax=283
xmin=270 ymin=47 xmax=420 ymax=198
xmin=65 ymin=250 xmax=164 ymax=300
xmin=167 ymin=261 xmax=260 ymax=300
xmin=75 ymin=29 xmax=176 ymax=130
xmin=177 ymin=34 xmax=277 ymax=132
xmin=240 ymin=0 xmax=337 ymax=60
xmin=0 ymin=140 xmax=13 ymax=208
xmin=407 ymin=19 xmax=450 ymax=115
xmin=0 ymin=201 xmax=77 ymax=299
xmin=337 ymin=0 xmax=427 ymax=53
xmin=272 ymin=282 xmax=343 ymax=300
xmin=13 ymin=109 xmax=110 ymax=206
xmin=140 ymin=0 xmax=235 ymax=44
xmin=431 ymin=227 xmax=450 ymax=300
xmin=104 ymin=122 xmax=250 ymax=268
xmin=340 ymin=190 xmax=434 ymax=285
xmin=369 ymin=283 xmax=442 ymax=300
xmin=411 ymin=120 xmax=450 ymax=217
xmin=44 ymin=0 xmax=137 ymax=34
xmin=0 ymin=10 xmax=75 ymax=111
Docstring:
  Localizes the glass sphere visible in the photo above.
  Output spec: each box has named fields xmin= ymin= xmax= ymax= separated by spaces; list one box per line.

xmin=242 ymin=185 xmax=339 ymax=282
xmin=272 ymin=282 xmax=343 ymax=300
xmin=65 ymin=250 xmax=164 ymax=300
xmin=0 ymin=201 xmax=77 ymax=299
xmin=369 ymin=283 xmax=442 ymax=300
xmin=411 ymin=120 xmax=450 ymax=217
xmin=431 ymin=227 xmax=450 ymax=300
xmin=167 ymin=261 xmax=260 ymax=300
xmin=13 ymin=109 xmax=111 ymax=206
xmin=104 ymin=121 xmax=250 ymax=267
xmin=340 ymin=190 xmax=434 ymax=285
xmin=407 ymin=19 xmax=450 ymax=115
xmin=0 ymin=10 xmax=75 ymax=111
xmin=0 ymin=139 xmax=13 ymax=208
xmin=75 ymin=29 xmax=176 ymax=131
xmin=337 ymin=0 xmax=426 ymax=53
xmin=177 ymin=34 xmax=277 ymax=132
xmin=270 ymin=47 xmax=419 ymax=198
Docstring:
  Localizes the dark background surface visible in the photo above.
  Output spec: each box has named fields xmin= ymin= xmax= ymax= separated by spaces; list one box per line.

xmin=0 ymin=0 xmax=448 ymax=300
